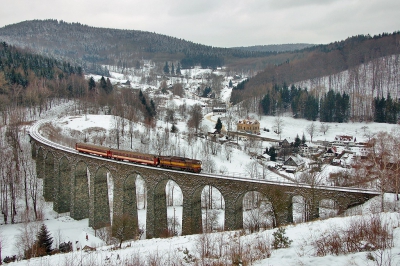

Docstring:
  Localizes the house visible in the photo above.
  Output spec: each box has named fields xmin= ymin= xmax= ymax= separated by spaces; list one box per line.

xmin=331 ymin=151 xmax=354 ymax=167
xmin=212 ymin=106 xmax=226 ymax=115
xmin=236 ymin=119 xmax=260 ymax=134
xmin=299 ymin=144 xmax=310 ymax=155
xmin=279 ymin=139 xmax=291 ymax=148
xmin=283 ymin=156 xmax=304 ymax=173
xmin=324 ymin=146 xmax=338 ymax=158
xmin=333 ymin=135 xmax=355 ymax=145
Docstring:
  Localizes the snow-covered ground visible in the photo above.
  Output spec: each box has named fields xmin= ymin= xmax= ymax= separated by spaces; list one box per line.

xmin=3 ymin=193 xmax=400 ymax=265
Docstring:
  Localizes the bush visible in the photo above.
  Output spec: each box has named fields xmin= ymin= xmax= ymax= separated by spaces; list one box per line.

xmin=59 ymin=241 xmax=73 ymax=253
xmin=312 ymin=215 xmax=394 ymax=256
xmin=272 ymin=227 xmax=293 ymax=249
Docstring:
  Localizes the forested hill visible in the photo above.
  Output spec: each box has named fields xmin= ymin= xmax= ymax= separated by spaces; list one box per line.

xmin=0 ymin=42 xmax=87 ymax=112
xmin=0 ymin=19 xmax=279 ymax=71
xmin=231 ymin=43 xmax=314 ymax=53
xmin=231 ymin=32 xmax=400 ymax=104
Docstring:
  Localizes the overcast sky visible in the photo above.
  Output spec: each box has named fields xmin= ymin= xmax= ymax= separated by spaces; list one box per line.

xmin=1 ymin=0 xmax=399 ymax=48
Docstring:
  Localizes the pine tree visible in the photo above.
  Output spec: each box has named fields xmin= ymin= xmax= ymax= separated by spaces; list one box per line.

xmin=301 ymin=133 xmax=306 ymax=144
xmin=88 ymin=76 xmax=96 ymax=91
xmin=163 ymin=61 xmax=169 ymax=75
xmin=294 ymin=134 xmax=301 ymax=147
xmin=272 ymin=227 xmax=293 ymax=249
xmin=99 ymin=76 xmax=107 ymax=90
xmin=261 ymin=93 xmax=271 ymax=115
xmin=37 ymin=224 xmax=53 ymax=255
xmin=171 ymin=63 xmax=175 ymax=75
xmin=171 ymin=124 xmax=178 ymax=133
xmin=105 ymin=78 xmax=113 ymax=94
xmin=268 ymin=146 xmax=276 ymax=161
xmin=215 ymin=118 xmax=223 ymax=133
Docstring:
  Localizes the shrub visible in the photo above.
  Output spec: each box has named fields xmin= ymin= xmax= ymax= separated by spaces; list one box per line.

xmin=272 ymin=227 xmax=293 ymax=249
xmin=312 ymin=215 xmax=393 ymax=256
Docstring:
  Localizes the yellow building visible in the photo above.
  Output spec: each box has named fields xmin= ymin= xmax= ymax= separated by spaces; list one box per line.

xmin=236 ymin=119 xmax=260 ymax=134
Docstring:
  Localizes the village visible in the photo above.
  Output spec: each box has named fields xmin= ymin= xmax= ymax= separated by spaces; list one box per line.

xmin=206 ymin=106 xmax=373 ymax=180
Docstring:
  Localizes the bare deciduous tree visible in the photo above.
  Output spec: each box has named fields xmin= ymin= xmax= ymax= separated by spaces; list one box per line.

xmin=187 ymin=104 xmax=203 ymax=133
xmin=319 ymin=123 xmax=330 ymax=135
xmin=306 ymin=122 xmax=316 ymax=143
xmin=273 ymin=116 xmax=284 ymax=140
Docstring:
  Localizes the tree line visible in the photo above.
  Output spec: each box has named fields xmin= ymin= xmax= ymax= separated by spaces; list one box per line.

xmin=374 ymin=94 xmax=400 ymax=123
xmin=0 ymin=19 xmax=274 ymax=72
xmin=258 ymin=81 xmax=400 ymax=123
xmin=260 ymin=84 xmax=349 ymax=122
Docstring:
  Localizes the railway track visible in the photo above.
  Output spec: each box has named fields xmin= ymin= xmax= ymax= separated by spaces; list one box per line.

xmin=29 ymin=119 xmax=380 ymax=195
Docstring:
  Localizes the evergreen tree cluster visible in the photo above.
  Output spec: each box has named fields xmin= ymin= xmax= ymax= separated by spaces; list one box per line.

xmin=99 ymin=76 xmax=113 ymax=94
xmin=163 ymin=61 xmax=181 ymax=75
xmin=261 ymin=84 xmax=318 ymax=120
xmin=264 ymin=146 xmax=276 ymax=161
xmin=374 ymin=94 xmax=399 ymax=123
xmin=0 ymin=41 xmax=89 ymax=108
xmin=180 ymin=53 xmax=224 ymax=69
xmin=233 ymin=78 xmax=249 ymax=90
xmin=138 ymin=90 xmax=156 ymax=120
xmin=290 ymin=86 xmax=319 ymax=120
xmin=260 ymin=85 xmax=350 ymax=122
xmin=319 ymin=90 xmax=350 ymax=122
xmin=0 ymin=42 xmax=82 ymax=89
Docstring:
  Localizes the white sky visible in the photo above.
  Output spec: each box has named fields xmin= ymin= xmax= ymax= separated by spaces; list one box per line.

xmin=0 ymin=0 xmax=399 ymax=47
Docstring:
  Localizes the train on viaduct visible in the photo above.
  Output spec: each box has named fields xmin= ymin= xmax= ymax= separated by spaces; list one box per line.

xmin=29 ymin=120 xmax=379 ymax=240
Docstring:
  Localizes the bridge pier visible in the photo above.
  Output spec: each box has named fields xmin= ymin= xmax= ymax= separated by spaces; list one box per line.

xmin=146 ymin=181 xmax=168 ymax=239
xmin=35 ymin=148 xmax=44 ymax=179
xmin=118 ymin=174 xmax=139 ymax=240
xmin=224 ymin=196 xmax=243 ymax=231
xmin=54 ymin=157 xmax=71 ymax=213
xmin=182 ymin=189 xmax=202 ymax=235
xmin=91 ymin=167 xmax=111 ymax=229
xmin=71 ymin=161 xmax=89 ymax=220
xmin=43 ymin=152 xmax=55 ymax=201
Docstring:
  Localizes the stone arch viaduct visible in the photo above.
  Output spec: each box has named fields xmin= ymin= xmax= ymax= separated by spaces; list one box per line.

xmin=29 ymin=121 xmax=379 ymax=239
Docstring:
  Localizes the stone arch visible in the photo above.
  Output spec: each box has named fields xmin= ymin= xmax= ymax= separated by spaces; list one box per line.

xmin=258 ymin=188 xmax=293 ymax=227
xmin=43 ymin=151 xmax=55 ymax=201
xmin=54 ymin=156 xmax=71 ymax=213
xmin=71 ymin=161 xmax=89 ymax=220
xmin=135 ymin=174 xmax=147 ymax=209
xmin=242 ymin=191 xmax=275 ymax=233
xmin=319 ymin=198 xmax=339 ymax=219
xmin=291 ymin=194 xmax=319 ymax=223
xmin=93 ymin=166 xmax=112 ymax=229
xmin=201 ymin=185 xmax=225 ymax=233
xmin=135 ymin=174 xmax=147 ymax=238
xmin=165 ymin=180 xmax=183 ymax=236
